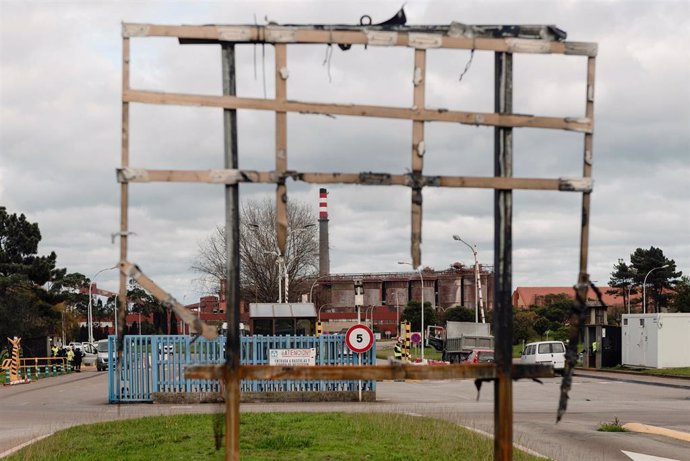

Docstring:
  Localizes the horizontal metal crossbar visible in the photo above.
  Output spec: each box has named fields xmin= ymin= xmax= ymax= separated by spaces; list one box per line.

xmin=184 ymin=363 xmax=554 ymax=381
xmin=116 ymin=168 xmax=593 ymax=192
xmin=124 ymin=89 xmax=592 ymax=133
xmin=122 ymin=23 xmax=597 ymax=57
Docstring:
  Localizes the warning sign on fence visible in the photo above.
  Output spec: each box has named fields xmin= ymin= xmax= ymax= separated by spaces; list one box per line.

xmin=269 ymin=349 xmax=316 ymax=366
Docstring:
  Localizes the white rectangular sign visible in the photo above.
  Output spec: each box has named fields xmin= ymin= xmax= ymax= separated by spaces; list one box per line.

xmin=269 ymin=348 xmax=316 ymax=366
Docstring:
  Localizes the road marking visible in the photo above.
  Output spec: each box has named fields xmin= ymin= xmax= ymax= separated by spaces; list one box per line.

xmin=622 ymin=450 xmax=680 ymax=461
xmin=402 ymin=413 xmax=548 ymax=458
xmin=0 ymin=433 xmax=54 ymax=458
xmin=623 ymin=422 xmax=690 ymax=443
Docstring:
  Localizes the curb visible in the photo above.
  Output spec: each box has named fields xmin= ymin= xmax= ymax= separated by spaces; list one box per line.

xmin=623 ymin=423 xmax=690 ymax=443
xmin=574 ymin=371 xmax=690 ymax=390
xmin=576 ymin=367 xmax=690 ymax=381
xmin=0 ymin=433 xmax=54 ymax=458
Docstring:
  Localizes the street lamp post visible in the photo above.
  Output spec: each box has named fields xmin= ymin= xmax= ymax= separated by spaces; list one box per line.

xmin=88 ymin=266 xmax=117 ymax=345
xmin=113 ymin=294 xmax=118 ymax=336
xmin=394 ymin=292 xmax=400 ymax=339
xmin=398 ymin=261 xmax=424 ymax=362
xmin=317 ymin=303 xmax=333 ymax=322
xmin=453 ymin=235 xmax=480 ymax=323
xmin=366 ymin=305 xmax=376 ymax=329
xmin=643 ymin=264 xmax=670 ymax=314
xmin=309 ymin=275 xmax=330 ymax=303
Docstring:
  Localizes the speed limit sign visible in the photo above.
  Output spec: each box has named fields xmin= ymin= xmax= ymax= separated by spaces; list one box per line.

xmin=345 ymin=324 xmax=374 ymax=353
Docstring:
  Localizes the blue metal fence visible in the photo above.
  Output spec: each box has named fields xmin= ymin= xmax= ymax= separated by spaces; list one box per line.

xmin=108 ymin=334 xmax=376 ymax=403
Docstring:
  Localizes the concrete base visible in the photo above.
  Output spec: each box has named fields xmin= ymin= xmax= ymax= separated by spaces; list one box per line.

xmin=152 ymin=390 xmax=376 ymax=404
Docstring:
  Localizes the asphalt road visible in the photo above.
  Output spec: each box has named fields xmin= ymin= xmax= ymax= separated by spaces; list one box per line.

xmin=1 ymin=366 xmax=688 ymax=460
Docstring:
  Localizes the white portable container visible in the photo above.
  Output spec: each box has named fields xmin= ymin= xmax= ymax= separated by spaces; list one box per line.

xmin=622 ymin=313 xmax=690 ymax=368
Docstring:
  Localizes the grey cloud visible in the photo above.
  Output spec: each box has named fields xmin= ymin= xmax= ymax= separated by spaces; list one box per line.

xmin=1 ymin=1 xmax=688 ymax=301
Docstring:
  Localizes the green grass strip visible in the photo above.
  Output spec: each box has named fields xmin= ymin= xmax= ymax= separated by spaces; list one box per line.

xmin=8 ymin=413 xmax=546 ymax=461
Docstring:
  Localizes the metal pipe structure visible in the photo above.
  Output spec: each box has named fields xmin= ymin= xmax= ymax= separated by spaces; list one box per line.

xmin=398 ymin=262 xmax=424 ymax=362
xmin=88 ymin=266 xmax=117 ymax=345
xmin=453 ymin=235 xmax=480 ymax=323
xmin=643 ymin=264 xmax=669 ymax=314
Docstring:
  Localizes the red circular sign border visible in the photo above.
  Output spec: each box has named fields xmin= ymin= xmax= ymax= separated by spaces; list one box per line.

xmin=345 ymin=324 xmax=374 ymax=353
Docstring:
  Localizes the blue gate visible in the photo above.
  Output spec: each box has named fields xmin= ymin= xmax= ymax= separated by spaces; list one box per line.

xmin=108 ymin=334 xmax=376 ymax=403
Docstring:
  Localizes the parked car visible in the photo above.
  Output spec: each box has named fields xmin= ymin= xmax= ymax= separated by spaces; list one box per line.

xmin=465 ymin=348 xmax=495 ymax=364
xmin=520 ymin=340 xmax=566 ymax=375
xmin=80 ymin=343 xmax=98 ymax=366
xmin=96 ymin=339 xmax=110 ymax=371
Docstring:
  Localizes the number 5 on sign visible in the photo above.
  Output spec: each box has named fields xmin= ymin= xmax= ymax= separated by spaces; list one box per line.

xmin=345 ymin=324 xmax=374 ymax=353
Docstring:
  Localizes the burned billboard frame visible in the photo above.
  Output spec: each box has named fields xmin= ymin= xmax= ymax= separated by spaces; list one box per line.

xmin=116 ymin=17 xmax=596 ymax=461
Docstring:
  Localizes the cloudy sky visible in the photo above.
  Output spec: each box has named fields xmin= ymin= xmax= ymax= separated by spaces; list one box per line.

xmin=1 ymin=0 xmax=688 ymax=303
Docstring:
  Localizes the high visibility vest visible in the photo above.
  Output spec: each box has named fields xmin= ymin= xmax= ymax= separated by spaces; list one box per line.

xmin=394 ymin=344 xmax=402 ymax=359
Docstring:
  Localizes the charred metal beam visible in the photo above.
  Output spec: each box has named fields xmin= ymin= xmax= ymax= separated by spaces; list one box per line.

xmin=184 ymin=363 xmax=555 ymax=381
xmin=221 ymin=43 xmax=241 ymax=461
xmin=120 ymin=261 xmax=218 ymax=340
xmin=493 ymin=50 xmax=513 ymax=461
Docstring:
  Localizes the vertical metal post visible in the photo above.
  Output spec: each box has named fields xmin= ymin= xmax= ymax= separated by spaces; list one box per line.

xmin=575 ymin=55 xmax=596 ymax=300
xmin=221 ymin=43 xmax=241 ymax=461
xmin=275 ymin=44 xmax=288 ymax=258
xmin=410 ymin=49 xmax=426 ymax=268
xmin=560 ymin=55 xmax=596 ymax=421
xmin=118 ymin=35 xmax=130 ymax=357
xmin=493 ymin=51 xmax=513 ymax=461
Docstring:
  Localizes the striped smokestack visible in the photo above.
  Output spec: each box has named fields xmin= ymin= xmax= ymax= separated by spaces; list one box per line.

xmin=318 ymin=188 xmax=330 ymax=276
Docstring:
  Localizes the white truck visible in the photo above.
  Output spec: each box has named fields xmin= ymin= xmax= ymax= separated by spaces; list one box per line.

xmin=427 ymin=321 xmax=494 ymax=363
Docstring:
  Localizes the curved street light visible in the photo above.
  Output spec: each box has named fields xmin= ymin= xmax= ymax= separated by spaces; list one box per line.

xmin=317 ymin=303 xmax=334 ymax=322
xmin=88 ymin=265 xmax=117 ymax=344
xmin=398 ymin=261 xmax=424 ymax=362
xmin=453 ymin=234 xmax=481 ymax=323
xmin=309 ymin=275 xmax=330 ymax=303
xmin=643 ymin=264 xmax=670 ymax=314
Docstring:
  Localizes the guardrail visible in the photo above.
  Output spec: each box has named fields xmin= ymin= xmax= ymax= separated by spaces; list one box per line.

xmin=2 ymin=357 xmax=70 ymax=382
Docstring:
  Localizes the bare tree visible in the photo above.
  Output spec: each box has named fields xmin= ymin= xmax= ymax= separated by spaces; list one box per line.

xmin=192 ymin=198 xmax=319 ymax=303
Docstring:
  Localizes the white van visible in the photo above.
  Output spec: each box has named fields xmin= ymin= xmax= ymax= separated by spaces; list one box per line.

xmin=520 ymin=341 xmax=566 ymax=375
xmin=95 ymin=339 xmax=110 ymax=371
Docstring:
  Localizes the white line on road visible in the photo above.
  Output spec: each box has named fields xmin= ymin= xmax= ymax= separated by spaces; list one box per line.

xmin=0 ymin=433 xmax=53 ymax=459
xmin=622 ymin=450 xmax=680 ymax=461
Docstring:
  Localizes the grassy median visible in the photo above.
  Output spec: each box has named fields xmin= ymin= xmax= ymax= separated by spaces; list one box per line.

xmin=9 ymin=413 xmax=546 ymax=461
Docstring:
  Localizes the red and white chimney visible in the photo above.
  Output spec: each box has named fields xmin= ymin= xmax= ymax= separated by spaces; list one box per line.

xmin=318 ymin=188 xmax=330 ymax=276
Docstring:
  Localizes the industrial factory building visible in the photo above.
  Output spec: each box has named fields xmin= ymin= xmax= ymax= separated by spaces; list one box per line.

xmin=308 ymin=265 xmax=494 ymax=336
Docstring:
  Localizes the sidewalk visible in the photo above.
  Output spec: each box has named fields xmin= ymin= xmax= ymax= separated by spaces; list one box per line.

xmin=574 ymin=368 xmax=690 ymax=389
